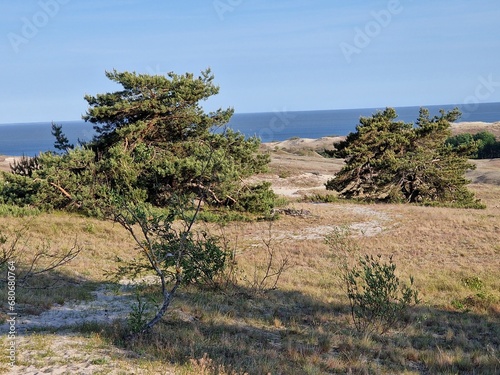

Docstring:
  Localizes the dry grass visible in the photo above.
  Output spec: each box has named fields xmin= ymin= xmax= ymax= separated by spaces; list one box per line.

xmin=0 ymin=154 xmax=499 ymax=374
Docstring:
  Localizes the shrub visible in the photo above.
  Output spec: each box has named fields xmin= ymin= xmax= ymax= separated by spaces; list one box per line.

xmin=0 ymin=173 xmax=42 ymax=207
xmin=446 ymin=131 xmax=500 ymax=159
xmin=0 ymin=204 xmax=41 ymax=217
xmin=345 ymin=255 xmax=419 ymax=335
xmin=302 ymin=193 xmax=338 ymax=203
xmin=128 ymin=294 xmax=152 ymax=334
xmin=9 ymin=155 xmax=40 ymax=177
xmin=451 ymin=275 xmax=497 ymax=312
xmin=112 ymin=201 xmax=231 ymax=336
xmin=237 ymin=182 xmax=277 ymax=214
xmin=170 ymin=232 xmax=230 ymax=287
xmin=327 ymin=229 xmax=419 ymax=335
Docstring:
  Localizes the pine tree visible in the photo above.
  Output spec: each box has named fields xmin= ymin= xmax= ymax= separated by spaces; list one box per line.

xmin=326 ymin=107 xmax=482 ymax=207
xmin=51 ymin=122 xmax=74 ymax=152
xmin=82 ymin=69 xmax=271 ymax=208
xmin=3 ymin=69 xmax=274 ymax=215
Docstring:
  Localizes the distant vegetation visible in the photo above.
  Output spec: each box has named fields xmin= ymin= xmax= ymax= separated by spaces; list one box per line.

xmin=446 ymin=131 xmax=500 ymax=159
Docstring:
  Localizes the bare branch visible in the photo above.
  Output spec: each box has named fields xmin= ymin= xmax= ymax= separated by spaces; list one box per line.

xmin=19 ymin=240 xmax=82 ymax=285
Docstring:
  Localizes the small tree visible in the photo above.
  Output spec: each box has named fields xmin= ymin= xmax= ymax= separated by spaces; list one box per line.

xmin=112 ymin=201 xmax=222 ymax=335
xmin=51 ymin=122 xmax=74 ymax=153
xmin=326 ymin=108 xmax=482 ymax=207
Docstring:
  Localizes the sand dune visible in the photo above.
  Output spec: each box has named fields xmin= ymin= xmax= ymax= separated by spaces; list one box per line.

xmin=0 ymin=156 xmax=24 ymax=173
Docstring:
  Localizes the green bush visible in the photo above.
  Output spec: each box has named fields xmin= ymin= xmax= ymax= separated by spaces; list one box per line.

xmin=237 ymin=182 xmax=277 ymax=214
xmin=451 ymin=275 xmax=497 ymax=312
xmin=0 ymin=204 xmax=41 ymax=217
xmin=196 ymin=209 xmax=253 ymax=223
xmin=112 ymin=202 xmax=231 ymax=335
xmin=0 ymin=173 xmax=43 ymax=207
xmin=345 ymin=255 xmax=419 ymax=335
xmin=114 ymin=204 xmax=229 ymax=288
xmin=179 ymin=233 xmax=229 ymax=287
xmin=128 ymin=294 xmax=152 ymax=334
xmin=302 ymin=193 xmax=338 ymax=203
xmin=326 ymin=229 xmax=419 ymax=335
xmin=446 ymin=131 xmax=500 ymax=159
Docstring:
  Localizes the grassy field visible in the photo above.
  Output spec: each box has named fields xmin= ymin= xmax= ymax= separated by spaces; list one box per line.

xmin=0 ymin=152 xmax=499 ymax=374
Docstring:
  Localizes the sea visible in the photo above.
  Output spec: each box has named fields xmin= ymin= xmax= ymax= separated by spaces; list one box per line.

xmin=1 ymin=102 xmax=499 ymax=156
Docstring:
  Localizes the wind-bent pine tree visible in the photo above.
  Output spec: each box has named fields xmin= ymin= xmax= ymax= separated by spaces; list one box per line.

xmin=326 ymin=107 xmax=482 ymax=207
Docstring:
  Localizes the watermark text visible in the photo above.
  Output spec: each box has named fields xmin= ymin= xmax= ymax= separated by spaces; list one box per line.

xmin=7 ymin=0 xmax=70 ymax=53
xmin=340 ymin=0 xmax=411 ymax=63
xmin=6 ymin=261 xmax=16 ymax=368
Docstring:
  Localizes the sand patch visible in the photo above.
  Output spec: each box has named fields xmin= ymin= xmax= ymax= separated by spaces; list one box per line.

xmin=7 ymin=333 xmax=162 ymax=375
xmin=451 ymin=121 xmax=500 ymax=138
xmin=261 ymin=136 xmax=343 ymax=153
xmin=1 ymin=284 xmax=137 ymax=334
xmin=267 ymin=204 xmax=394 ymax=240
xmin=1 ymin=280 xmax=175 ymax=374
xmin=0 ymin=156 xmax=24 ymax=173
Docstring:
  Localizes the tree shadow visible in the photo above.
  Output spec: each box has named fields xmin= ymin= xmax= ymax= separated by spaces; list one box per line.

xmin=403 ymin=304 xmax=499 ymax=374
xmin=0 ymin=267 xmax=113 ymax=333
xmin=103 ymin=287 xmax=499 ymax=374
xmin=3 ymin=271 xmax=499 ymax=374
xmin=107 ymin=286 xmax=345 ymax=374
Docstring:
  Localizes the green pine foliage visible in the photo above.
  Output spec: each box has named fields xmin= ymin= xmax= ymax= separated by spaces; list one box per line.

xmin=326 ymin=107 xmax=483 ymax=207
xmin=1 ymin=69 xmax=274 ymax=216
xmin=51 ymin=122 xmax=74 ymax=152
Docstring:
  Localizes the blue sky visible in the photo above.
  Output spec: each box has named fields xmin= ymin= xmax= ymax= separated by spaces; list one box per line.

xmin=1 ymin=0 xmax=499 ymax=123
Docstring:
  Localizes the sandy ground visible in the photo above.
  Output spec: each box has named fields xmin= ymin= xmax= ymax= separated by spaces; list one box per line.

xmin=260 ymin=136 xmax=342 ymax=153
xmin=451 ymin=121 xmax=500 ymax=138
xmin=1 ymin=284 xmax=136 ymax=334
xmin=9 ymin=333 xmax=160 ymax=375
xmin=467 ymin=158 xmax=500 ymax=185
xmin=1 ymin=280 xmax=175 ymax=374
xmin=0 ymin=156 xmax=23 ymax=173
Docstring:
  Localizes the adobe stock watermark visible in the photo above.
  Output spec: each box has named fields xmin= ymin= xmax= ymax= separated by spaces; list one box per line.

xmin=213 ymin=0 xmax=243 ymax=21
xmin=461 ymin=74 xmax=500 ymax=120
xmin=258 ymin=109 xmax=296 ymax=143
xmin=340 ymin=0 xmax=411 ymax=63
xmin=6 ymin=261 xmax=17 ymax=368
xmin=7 ymin=0 xmax=70 ymax=54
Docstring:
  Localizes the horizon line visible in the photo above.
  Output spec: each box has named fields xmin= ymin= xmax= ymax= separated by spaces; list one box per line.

xmin=1 ymin=101 xmax=499 ymax=126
